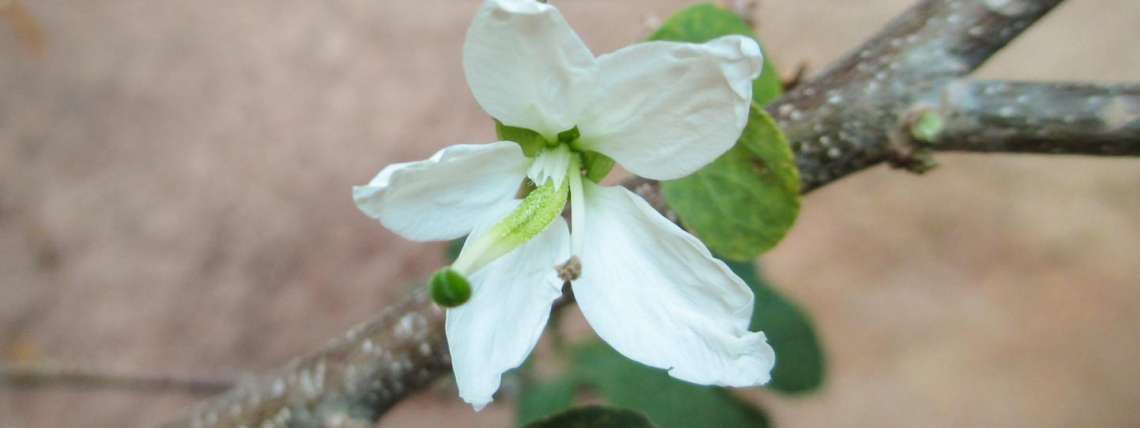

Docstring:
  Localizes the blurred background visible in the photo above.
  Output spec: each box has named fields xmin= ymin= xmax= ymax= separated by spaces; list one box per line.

xmin=1 ymin=0 xmax=1138 ymax=427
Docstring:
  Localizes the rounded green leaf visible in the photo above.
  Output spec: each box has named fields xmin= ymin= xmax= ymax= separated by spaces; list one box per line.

xmin=648 ymin=3 xmax=782 ymax=106
xmin=661 ymin=107 xmax=800 ymax=261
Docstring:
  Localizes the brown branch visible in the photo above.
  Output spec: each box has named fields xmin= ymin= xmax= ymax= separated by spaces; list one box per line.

xmin=160 ymin=291 xmax=447 ymax=428
xmin=161 ymin=0 xmax=1096 ymax=426
xmin=922 ymin=80 xmax=1140 ymax=155
xmin=0 ymin=361 xmax=235 ymax=394
xmin=769 ymin=0 xmax=1064 ymax=190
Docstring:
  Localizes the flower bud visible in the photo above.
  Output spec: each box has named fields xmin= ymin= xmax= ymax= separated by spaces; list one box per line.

xmin=430 ymin=268 xmax=472 ymax=308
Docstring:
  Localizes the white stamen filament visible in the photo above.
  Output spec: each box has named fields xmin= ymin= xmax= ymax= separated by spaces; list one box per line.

xmin=568 ymin=154 xmax=585 ymax=256
xmin=526 ymin=144 xmax=572 ymax=188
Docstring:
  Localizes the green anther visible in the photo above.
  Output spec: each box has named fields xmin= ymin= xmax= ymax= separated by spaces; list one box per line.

xmin=430 ymin=268 xmax=472 ymax=308
xmin=452 ymin=178 xmax=569 ymax=275
xmin=557 ymin=126 xmax=581 ymax=143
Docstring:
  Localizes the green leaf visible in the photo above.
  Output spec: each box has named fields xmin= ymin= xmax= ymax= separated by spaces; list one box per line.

xmin=725 ymin=259 xmax=826 ymax=394
xmin=661 ymin=107 xmax=800 ymax=261
xmin=568 ymin=342 xmax=769 ymax=428
xmin=518 ymin=377 xmax=577 ymax=426
xmin=651 ymin=4 xmax=798 ymax=260
xmin=648 ymin=3 xmax=782 ymax=105
xmin=497 ymin=119 xmax=547 ymax=157
xmin=525 ymin=406 xmax=656 ymax=428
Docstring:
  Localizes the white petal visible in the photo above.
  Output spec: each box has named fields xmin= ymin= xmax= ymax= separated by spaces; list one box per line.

xmin=464 ymin=0 xmax=598 ymax=140
xmin=572 ymin=182 xmax=774 ymax=386
xmin=352 ymin=142 xmax=529 ymax=241
xmin=447 ymin=216 xmax=570 ymax=410
xmin=576 ymin=36 xmax=764 ymax=180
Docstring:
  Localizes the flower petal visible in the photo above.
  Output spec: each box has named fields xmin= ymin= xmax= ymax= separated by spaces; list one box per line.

xmin=576 ymin=36 xmax=764 ymax=180
xmin=353 ymin=142 xmax=529 ymax=241
xmin=447 ymin=215 xmax=570 ymax=410
xmin=573 ymin=182 xmax=774 ymax=386
xmin=463 ymin=0 xmax=597 ymax=140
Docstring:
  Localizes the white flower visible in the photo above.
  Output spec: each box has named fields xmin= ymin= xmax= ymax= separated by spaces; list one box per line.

xmin=353 ymin=0 xmax=774 ymax=410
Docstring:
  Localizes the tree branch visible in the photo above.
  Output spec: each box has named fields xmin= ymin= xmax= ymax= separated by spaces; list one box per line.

xmin=768 ymin=0 xmax=1064 ymax=190
xmin=160 ymin=292 xmax=448 ymax=428
xmin=161 ymin=0 xmax=1124 ymax=426
xmin=923 ymin=80 xmax=1140 ymax=156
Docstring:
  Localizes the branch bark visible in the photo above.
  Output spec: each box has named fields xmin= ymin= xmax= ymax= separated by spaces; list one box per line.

xmin=924 ymin=80 xmax=1140 ymax=156
xmin=768 ymin=0 xmax=1064 ymax=190
xmin=160 ymin=292 xmax=448 ymax=428
xmin=159 ymin=0 xmax=1137 ymax=426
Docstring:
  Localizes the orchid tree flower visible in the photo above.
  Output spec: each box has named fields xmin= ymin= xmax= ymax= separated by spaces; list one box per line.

xmin=354 ymin=0 xmax=775 ymax=410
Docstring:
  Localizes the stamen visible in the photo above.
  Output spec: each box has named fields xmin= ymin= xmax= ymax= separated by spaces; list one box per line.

xmin=526 ymin=144 xmax=573 ymax=188
xmin=556 ymin=256 xmax=581 ymax=282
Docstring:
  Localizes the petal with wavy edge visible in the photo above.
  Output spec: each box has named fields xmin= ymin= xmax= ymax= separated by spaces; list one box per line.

xmin=577 ymin=36 xmax=763 ymax=180
xmin=447 ymin=214 xmax=570 ymax=410
xmin=573 ymin=182 xmax=774 ymax=386
xmin=464 ymin=0 xmax=598 ymax=140
xmin=353 ymin=142 xmax=529 ymax=241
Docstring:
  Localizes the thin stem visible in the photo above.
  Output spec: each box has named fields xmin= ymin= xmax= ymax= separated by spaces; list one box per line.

xmin=568 ymin=154 xmax=586 ymax=256
xmin=926 ymin=80 xmax=1140 ymax=156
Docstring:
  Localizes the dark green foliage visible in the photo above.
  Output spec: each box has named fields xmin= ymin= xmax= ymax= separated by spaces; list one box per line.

xmin=525 ymin=406 xmax=656 ymax=428
xmin=517 ymin=342 xmax=770 ymax=428
xmin=726 ymin=259 xmax=826 ymax=394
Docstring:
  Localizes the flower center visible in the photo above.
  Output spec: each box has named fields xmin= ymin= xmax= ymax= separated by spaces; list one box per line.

xmin=452 ymin=173 xmax=569 ymax=276
xmin=430 ymin=125 xmax=608 ymax=308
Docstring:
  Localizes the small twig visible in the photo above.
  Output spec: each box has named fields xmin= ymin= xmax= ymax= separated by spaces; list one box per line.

xmin=922 ymin=80 xmax=1140 ymax=155
xmin=1 ymin=361 xmax=236 ymax=395
xmin=781 ymin=62 xmax=811 ymax=91
xmin=769 ymin=0 xmax=1065 ymax=190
